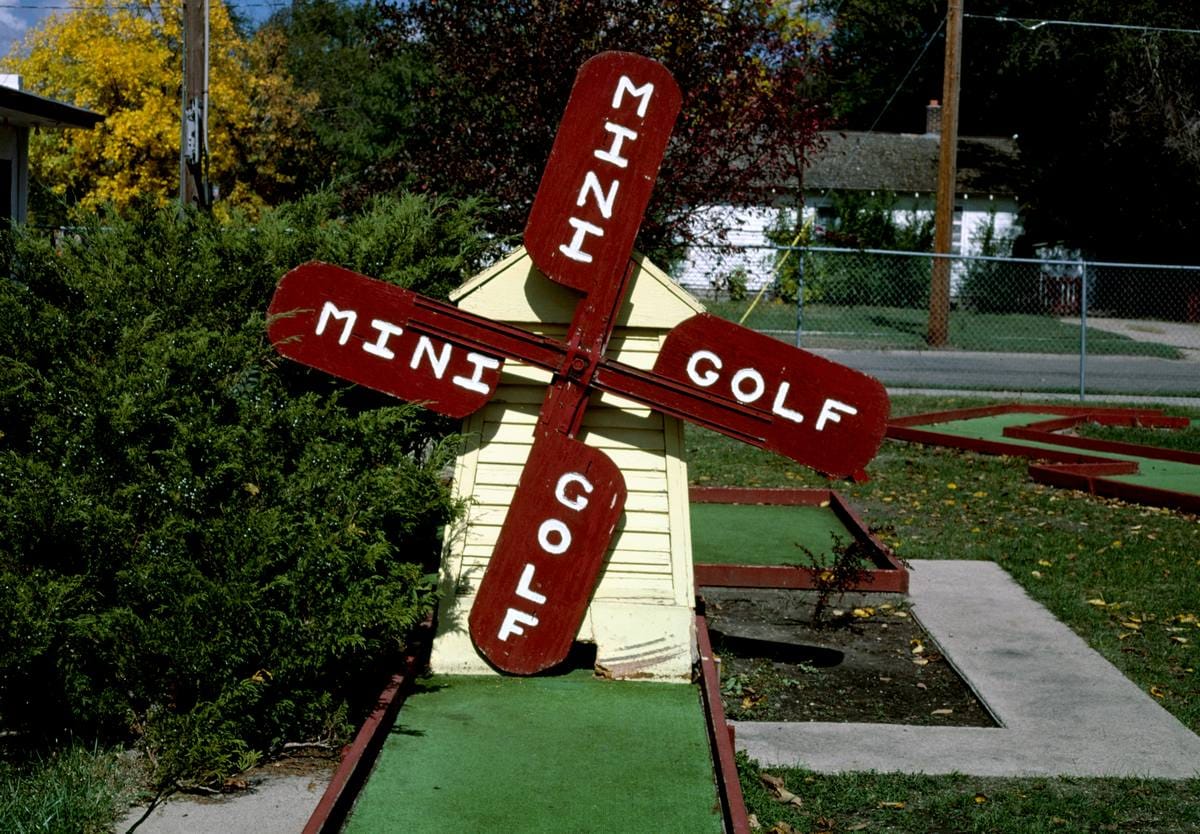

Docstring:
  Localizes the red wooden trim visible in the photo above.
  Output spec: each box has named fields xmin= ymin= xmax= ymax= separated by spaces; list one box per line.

xmin=1006 ymin=422 xmax=1200 ymax=466
xmin=301 ymin=621 xmax=432 ymax=834
xmin=890 ymin=405 xmax=1199 ymax=514
xmin=829 ymin=492 xmax=908 ymax=578
xmin=888 ymin=423 xmax=1121 ymax=465
xmin=694 ymin=563 xmax=908 ymax=593
xmin=696 ymin=613 xmax=751 ymax=834
xmin=886 ymin=402 xmax=1025 ymax=427
xmin=888 ymin=403 xmax=1170 ymax=429
xmin=1028 ymin=463 xmax=1200 ymax=515
xmin=689 ymin=487 xmax=909 ymax=593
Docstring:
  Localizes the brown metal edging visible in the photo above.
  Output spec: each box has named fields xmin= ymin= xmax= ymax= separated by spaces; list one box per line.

xmin=696 ymin=612 xmax=751 ymax=834
xmin=301 ymin=620 xmax=432 ymax=834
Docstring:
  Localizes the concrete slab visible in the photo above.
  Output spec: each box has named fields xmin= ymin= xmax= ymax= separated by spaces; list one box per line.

xmin=113 ymin=764 xmax=332 ymax=834
xmin=735 ymin=559 xmax=1200 ymax=778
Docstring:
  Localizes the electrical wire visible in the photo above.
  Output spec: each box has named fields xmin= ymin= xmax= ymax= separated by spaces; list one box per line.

xmin=867 ymin=16 xmax=946 ymax=133
xmin=964 ymin=13 xmax=1200 ymax=37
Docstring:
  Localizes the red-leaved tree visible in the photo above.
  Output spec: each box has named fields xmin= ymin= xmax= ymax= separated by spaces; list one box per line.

xmin=363 ymin=0 xmax=828 ymax=256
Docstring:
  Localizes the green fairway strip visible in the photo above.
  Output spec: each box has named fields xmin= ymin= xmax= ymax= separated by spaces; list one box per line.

xmin=343 ymin=673 xmax=723 ymax=834
xmin=927 ymin=414 xmax=1200 ymax=494
xmin=691 ymin=503 xmax=852 ymax=566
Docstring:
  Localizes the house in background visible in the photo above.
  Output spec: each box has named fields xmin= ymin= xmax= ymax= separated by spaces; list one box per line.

xmin=676 ymin=102 xmax=1022 ymax=297
xmin=0 ymin=75 xmax=103 ymax=223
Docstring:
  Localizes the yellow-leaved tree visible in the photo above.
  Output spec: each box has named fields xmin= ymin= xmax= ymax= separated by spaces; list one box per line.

xmin=2 ymin=0 xmax=318 ymax=217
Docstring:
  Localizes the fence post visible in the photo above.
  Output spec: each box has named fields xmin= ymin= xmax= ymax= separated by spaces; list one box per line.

xmin=1078 ymin=260 xmax=1088 ymax=401
xmin=794 ymin=248 xmax=805 ymax=348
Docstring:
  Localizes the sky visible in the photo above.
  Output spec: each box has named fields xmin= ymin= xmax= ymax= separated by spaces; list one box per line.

xmin=0 ymin=0 xmax=284 ymax=65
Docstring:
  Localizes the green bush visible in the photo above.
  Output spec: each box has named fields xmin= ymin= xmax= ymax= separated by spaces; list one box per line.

xmin=769 ymin=194 xmax=933 ymax=308
xmin=0 ymin=192 xmax=495 ymax=787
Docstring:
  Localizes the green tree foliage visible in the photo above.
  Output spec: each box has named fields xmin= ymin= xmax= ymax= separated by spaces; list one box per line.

xmin=2 ymin=0 xmax=319 ymax=219
xmin=274 ymin=0 xmax=828 ymax=255
xmin=0 ymin=192 xmax=494 ymax=786
xmin=769 ymin=193 xmax=933 ymax=306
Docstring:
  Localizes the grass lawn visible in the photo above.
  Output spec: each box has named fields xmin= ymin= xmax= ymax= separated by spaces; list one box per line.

xmin=0 ymin=745 xmax=140 ymax=834
xmin=688 ymin=394 xmax=1200 ymax=833
xmin=706 ymin=299 xmax=1183 ymax=358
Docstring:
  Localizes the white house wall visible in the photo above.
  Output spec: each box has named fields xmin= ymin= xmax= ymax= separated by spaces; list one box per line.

xmin=676 ymin=198 xmax=1021 ymax=299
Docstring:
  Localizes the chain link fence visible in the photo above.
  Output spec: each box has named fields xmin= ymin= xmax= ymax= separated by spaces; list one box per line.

xmin=674 ymin=244 xmax=1200 ymax=359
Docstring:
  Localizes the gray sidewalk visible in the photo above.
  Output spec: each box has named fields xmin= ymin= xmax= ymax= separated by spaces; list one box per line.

xmin=814 ymin=348 xmax=1200 ymax=396
xmin=735 ymin=560 xmax=1200 ymax=778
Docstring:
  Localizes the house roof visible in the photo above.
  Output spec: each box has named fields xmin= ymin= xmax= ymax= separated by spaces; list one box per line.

xmin=0 ymin=85 xmax=103 ymax=130
xmin=452 ymin=246 xmax=704 ymax=329
xmin=803 ymin=130 xmax=1020 ymax=197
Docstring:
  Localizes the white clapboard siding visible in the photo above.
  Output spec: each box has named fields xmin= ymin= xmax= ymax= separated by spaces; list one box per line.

xmin=433 ymin=247 xmax=705 ymax=679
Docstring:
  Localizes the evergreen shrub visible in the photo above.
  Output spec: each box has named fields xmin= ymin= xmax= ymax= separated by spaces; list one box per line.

xmin=0 ymin=192 xmax=494 ymax=785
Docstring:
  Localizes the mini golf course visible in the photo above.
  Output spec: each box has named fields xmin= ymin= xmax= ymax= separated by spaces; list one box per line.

xmin=888 ymin=405 xmax=1200 ymax=513
xmin=339 ymin=672 xmax=724 ymax=834
xmin=304 ymin=615 xmax=751 ymax=834
xmin=690 ymin=487 xmax=908 ymax=592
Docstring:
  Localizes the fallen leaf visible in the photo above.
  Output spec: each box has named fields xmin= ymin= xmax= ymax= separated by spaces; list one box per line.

xmin=947 ymin=482 xmax=958 ymax=490
xmin=931 ymin=708 xmax=953 ymax=716
xmin=1051 ymin=817 xmax=1069 ymax=825
xmin=760 ymin=773 xmax=803 ymax=808
xmin=747 ymin=813 xmax=761 ymax=830
xmin=1120 ymin=621 xmax=1141 ymax=630
xmin=768 ymin=823 xmax=798 ymax=834
xmin=1038 ymin=559 xmax=1053 ymax=567
xmin=878 ymin=800 xmax=906 ymax=809
xmin=974 ymin=793 xmax=988 ymax=804
xmin=892 ymin=610 xmax=910 ymax=618
xmin=916 ymin=682 xmax=927 ymax=690
xmin=912 ymin=658 xmax=930 ymax=666
xmin=1087 ymin=598 xmax=1108 ymax=607
xmin=852 ymin=607 xmax=875 ymax=619
xmin=910 ymin=639 xmax=925 ymax=655
xmin=1150 ymin=686 xmax=1166 ymax=699
xmin=846 ymin=823 xmax=870 ymax=831
xmin=1171 ymin=636 xmax=1190 ymax=645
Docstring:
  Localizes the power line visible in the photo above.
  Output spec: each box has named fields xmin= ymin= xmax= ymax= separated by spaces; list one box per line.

xmin=867 ymin=16 xmax=946 ymax=133
xmin=964 ymin=13 xmax=1200 ymax=37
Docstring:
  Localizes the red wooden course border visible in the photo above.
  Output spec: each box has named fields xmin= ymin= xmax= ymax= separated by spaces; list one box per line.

xmin=302 ymin=618 xmax=753 ymax=833
xmin=887 ymin=404 xmax=1200 ymax=515
xmin=301 ymin=618 xmax=434 ymax=834
xmin=690 ymin=486 xmax=909 ymax=593
xmin=697 ymin=612 xmax=752 ymax=834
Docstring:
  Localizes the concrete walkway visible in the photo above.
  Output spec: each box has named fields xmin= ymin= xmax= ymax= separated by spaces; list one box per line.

xmin=735 ymin=560 xmax=1200 ymax=778
xmin=113 ymin=763 xmax=332 ymax=834
xmin=815 ymin=348 xmax=1200 ymax=396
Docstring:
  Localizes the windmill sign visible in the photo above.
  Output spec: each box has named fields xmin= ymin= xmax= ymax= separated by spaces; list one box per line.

xmin=267 ymin=52 xmax=889 ymax=676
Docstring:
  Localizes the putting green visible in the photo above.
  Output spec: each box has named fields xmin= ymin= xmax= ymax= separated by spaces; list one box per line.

xmin=690 ymin=502 xmax=854 ymax=566
xmin=930 ymin=414 xmax=1200 ymax=495
xmin=343 ymin=672 xmax=723 ymax=834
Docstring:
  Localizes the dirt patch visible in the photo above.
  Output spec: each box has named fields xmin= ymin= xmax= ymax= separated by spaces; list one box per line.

xmin=702 ymin=587 xmax=996 ymax=727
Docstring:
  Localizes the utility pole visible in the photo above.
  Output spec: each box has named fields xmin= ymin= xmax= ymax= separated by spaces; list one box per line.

xmin=180 ymin=0 xmax=210 ymax=209
xmin=927 ymin=0 xmax=962 ymax=347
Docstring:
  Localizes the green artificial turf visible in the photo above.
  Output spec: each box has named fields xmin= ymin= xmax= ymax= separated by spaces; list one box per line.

xmin=342 ymin=672 xmax=724 ymax=834
xmin=690 ymin=503 xmax=852 ymax=566
xmin=928 ymin=413 xmax=1200 ymax=495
